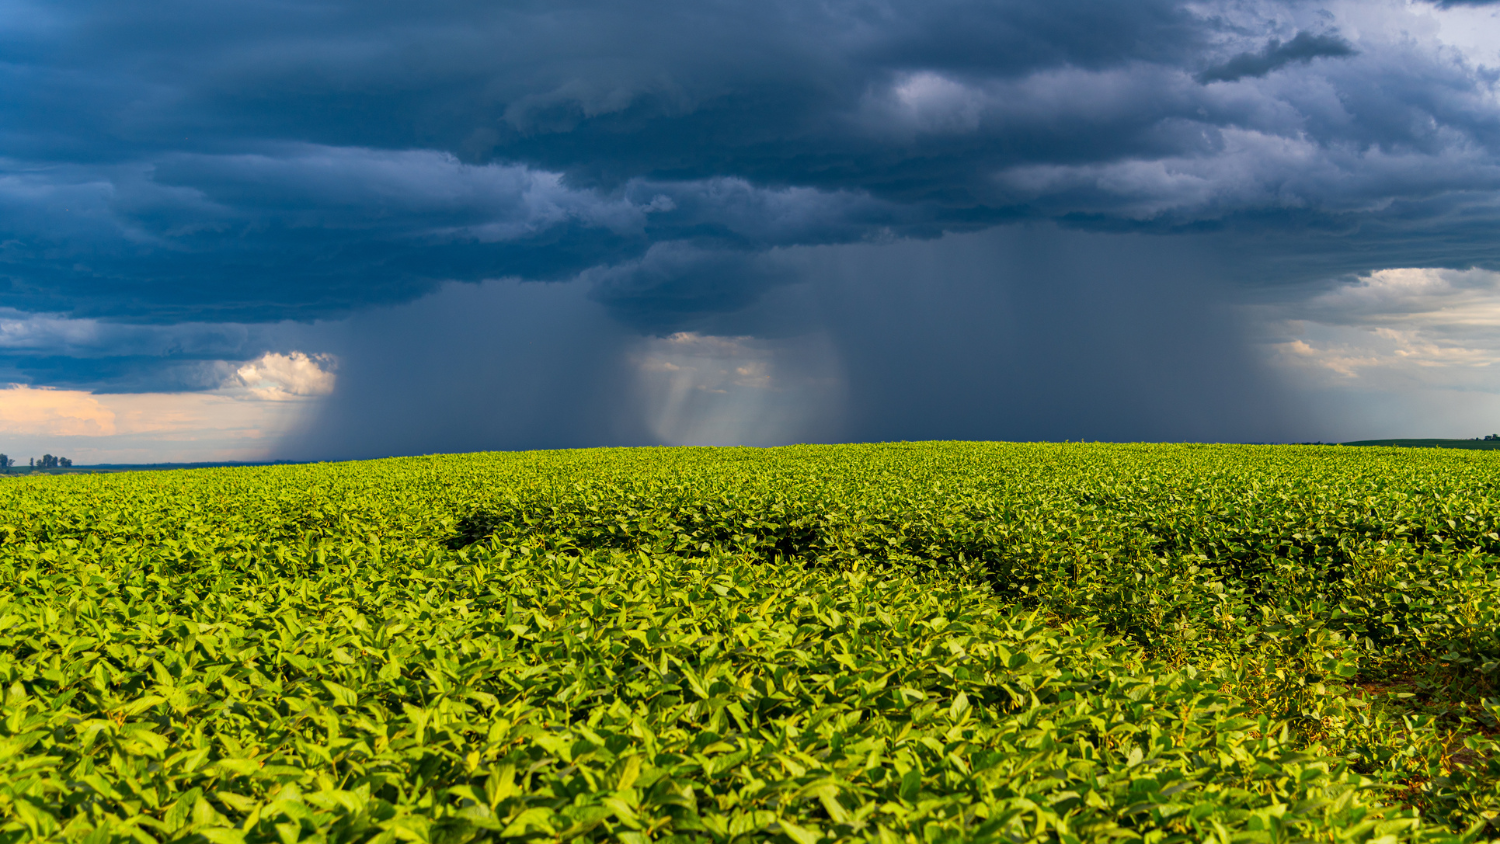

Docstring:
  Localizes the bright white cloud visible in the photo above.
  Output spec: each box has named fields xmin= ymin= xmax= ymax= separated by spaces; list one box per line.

xmin=231 ymin=351 xmax=338 ymax=400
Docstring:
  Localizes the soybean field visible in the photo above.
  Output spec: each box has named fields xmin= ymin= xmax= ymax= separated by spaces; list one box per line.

xmin=3 ymin=443 xmax=1500 ymax=843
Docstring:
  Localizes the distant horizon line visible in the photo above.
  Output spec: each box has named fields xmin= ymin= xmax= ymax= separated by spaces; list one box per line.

xmin=4 ymin=437 xmax=1500 ymax=472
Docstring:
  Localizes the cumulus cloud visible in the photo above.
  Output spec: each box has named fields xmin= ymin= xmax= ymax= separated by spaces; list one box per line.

xmin=230 ymin=351 xmax=337 ymax=400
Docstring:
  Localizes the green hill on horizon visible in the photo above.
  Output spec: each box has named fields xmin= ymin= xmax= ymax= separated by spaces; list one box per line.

xmin=1344 ymin=437 xmax=1500 ymax=450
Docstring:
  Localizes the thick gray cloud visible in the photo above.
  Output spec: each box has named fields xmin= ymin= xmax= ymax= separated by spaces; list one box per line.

xmin=3 ymin=0 xmax=1500 ymax=446
xmin=5 ymin=0 xmax=1500 ymax=321
xmin=1197 ymin=32 xmax=1357 ymax=84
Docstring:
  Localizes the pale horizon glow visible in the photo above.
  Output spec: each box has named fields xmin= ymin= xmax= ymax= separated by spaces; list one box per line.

xmin=0 ymin=351 xmax=336 ymax=463
xmin=1260 ymin=266 xmax=1500 ymax=440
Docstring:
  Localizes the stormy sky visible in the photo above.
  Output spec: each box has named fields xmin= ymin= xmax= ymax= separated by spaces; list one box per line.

xmin=5 ymin=0 xmax=1500 ymax=461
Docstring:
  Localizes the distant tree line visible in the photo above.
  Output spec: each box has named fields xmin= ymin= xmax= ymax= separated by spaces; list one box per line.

xmin=0 ymin=454 xmax=73 ymax=471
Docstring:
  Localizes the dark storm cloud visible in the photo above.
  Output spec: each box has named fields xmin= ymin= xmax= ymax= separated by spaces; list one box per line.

xmin=1196 ymin=32 xmax=1357 ymax=84
xmin=2 ymin=356 xmax=234 ymax=394
xmin=3 ymin=0 xmax=1500 ymax=447
xmin=6 ymin=0 xmax=1500 ymax=329
xmin=582 ymin=243 xmax=803 ymax=334
xmin=0 ymin=147 xmax=909 ymax=321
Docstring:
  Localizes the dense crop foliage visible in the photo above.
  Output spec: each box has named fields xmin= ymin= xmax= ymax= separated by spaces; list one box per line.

xmin=3 ymin=443 xmax=1500 ymax=843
